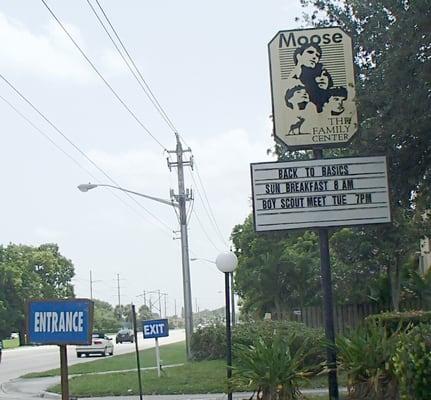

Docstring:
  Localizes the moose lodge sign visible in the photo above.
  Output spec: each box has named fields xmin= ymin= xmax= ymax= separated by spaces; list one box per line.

xmin=268 ymin=27 xmax=358 ymax=149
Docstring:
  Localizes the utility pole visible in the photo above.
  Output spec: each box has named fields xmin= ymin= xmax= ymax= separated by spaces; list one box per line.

xmin=89 ymin=270 xmax=101 ymax=301
xmin=163 ymin=293 xmax=167 ymax=318
xmin=117 ymin=274 xmax=122 ymax=320
xmin=90 ymin=270 xmax=93 ymax=300
xmin=167 ymin=133 xmax=193 ymax=360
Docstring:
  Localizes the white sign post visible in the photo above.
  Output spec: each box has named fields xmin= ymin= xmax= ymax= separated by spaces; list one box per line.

xmin=143 ymin=319 xmax=169 ymax=378
xmin=251 ymin=156 xmax=391 ymax=231
xmin=268 ymin=27 xmax=358 ymax=149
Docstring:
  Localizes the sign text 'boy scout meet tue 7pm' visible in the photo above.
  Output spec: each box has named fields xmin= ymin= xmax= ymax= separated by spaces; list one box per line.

xmin=250 ymin=156 xmax=391 ymax=231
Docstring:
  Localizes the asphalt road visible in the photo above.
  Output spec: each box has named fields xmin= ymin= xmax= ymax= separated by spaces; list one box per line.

xmin=0 ymin=329 xmax=185 ymax=399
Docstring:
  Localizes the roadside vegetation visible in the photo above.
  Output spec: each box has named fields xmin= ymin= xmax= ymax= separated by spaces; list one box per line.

xmin=24 ymin=308 xmax=430 ymax=398
xmin=23 ymin=341 xmax=186 ymax=378
xmin=30 ymin=322 xmax=346 ymax=398
xmin=2 ymin=338 xmax=19 ymax=349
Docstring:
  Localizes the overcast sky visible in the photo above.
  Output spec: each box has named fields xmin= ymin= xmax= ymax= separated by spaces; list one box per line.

xmin=0 ymin=0 xmax=307 ymax=315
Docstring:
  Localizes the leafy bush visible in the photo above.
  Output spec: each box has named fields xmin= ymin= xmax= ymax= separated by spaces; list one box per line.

xmin=336 ymin=321 xmax=399 ymax=400
xmin=190 ymin=320 xmax=324 ymax=366
xmin=233 ymin=332 xmax=318 ymax=400
xmin=365 ymin=310 xmax=431 ymax=334
xmin=190 ymin=324 xmax=226 ymax=360
xmin=392 ymin=324 xmax=431 ymax=400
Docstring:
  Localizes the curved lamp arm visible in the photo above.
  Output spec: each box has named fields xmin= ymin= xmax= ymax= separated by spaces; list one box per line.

xmin=78 ymin=183 xmax=179 ymax=208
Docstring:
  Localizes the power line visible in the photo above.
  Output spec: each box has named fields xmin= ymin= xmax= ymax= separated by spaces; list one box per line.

xmin=40 ymin=0 xmax=169 ymax=151
xmin=191 ymin=208 xmax=222 ymax=253
xmin=87 ymin=0 xmax=178 ymax=134
xmin=82 ymin=0 xmax=228 ymax=251
xmin=0 ymin=93 xmax=96 ymax=179
xmin=189 ymin=165 xmax=228 ymax=248
xmin=0 ymin=73 xmax=173 ymax=233
xmin=42 ymin=0 xmax=229 ymax=254
xmin=176 ymin=133 xmax=228 ymax=249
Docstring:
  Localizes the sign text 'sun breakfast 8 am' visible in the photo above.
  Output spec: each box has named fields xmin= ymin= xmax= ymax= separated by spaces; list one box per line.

xmin=250 ymin=156 xmax=391 ymax=231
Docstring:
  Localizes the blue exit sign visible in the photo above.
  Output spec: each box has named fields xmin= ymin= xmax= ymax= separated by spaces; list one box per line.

xmin=143 ymin=318 xmax=169 ymax=339
xmin=27 ymin=299 xmax=94 ymax=345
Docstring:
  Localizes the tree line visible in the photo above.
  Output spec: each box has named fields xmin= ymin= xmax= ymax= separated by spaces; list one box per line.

xmin=232 ymin=0 xmax=431 ymax=319
xmin=0 ymin=242 xmax=159 ymax=341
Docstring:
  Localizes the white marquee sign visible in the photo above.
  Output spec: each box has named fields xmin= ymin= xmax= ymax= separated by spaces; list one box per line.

xmin=251 ymin=156 xmax=391 ymax=231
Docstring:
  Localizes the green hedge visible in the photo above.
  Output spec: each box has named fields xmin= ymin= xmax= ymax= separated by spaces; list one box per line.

xmin=393 ymin=324 xmax=431 ymax=400
xmin=190 ymin=324 xmax=226 ymax=360
xmin=190 ymin=320 xmax=325 ymax=366
xmin=365 ymin=310 xmax=431 ymax=334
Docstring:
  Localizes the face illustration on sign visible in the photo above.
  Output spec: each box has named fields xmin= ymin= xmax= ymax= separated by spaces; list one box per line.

xmin=268 ymin=28 xmax=358 ymax=148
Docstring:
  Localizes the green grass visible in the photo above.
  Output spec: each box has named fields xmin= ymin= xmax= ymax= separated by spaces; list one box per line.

xmin=24 ymin=340 xmax=347 ymax=397
xmin=50 ymin=360 xmax=228 ymax=396
xmin=50 ymin=366 xmax=347 ymax=398
xmin=23 ymin=341 xmax=186 ymax=378
xmin=2 ymin=338 xmax=19 ymax=349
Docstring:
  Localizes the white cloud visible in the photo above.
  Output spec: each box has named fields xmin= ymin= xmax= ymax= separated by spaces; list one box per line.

xmin=0 ymin=12 xmax=125 ymax=83
xmin=34 ymin=226 xmax=66 ymax=241
xmin=99 ymin=48 xmax=129 ymax=78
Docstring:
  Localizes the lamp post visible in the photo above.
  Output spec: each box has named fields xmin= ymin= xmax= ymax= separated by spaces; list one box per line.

xmin=77 ymin=182 xmax=194 ymax=359
xmin=190 ymin=257 xmax=236 ymax=326
xmin=215 ymin=251 xmax=238 ymax=400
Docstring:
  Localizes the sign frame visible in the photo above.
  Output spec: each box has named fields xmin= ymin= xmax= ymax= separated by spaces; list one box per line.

xmin=26 ymin=298 xmax=94 ymax=346
xmin=268 ymin=26 xmax=358 ymax=150
xmin=251 ymin=155 xmax=392 ymax=233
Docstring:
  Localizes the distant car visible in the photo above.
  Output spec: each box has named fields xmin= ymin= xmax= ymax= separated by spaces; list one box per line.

xmin=116 ymin=329 xmax=134 ymax=344
xmin=10 ymin=333 xmax=19 ymax=339
xmin=76 ymin=333 xmax=114 ymax=357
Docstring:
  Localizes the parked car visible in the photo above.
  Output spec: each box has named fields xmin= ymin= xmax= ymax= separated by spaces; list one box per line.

xmin=116 ymin=328 xmax=134 ymax=344
xmin=76 ymin=333 xmax=114 ymax=357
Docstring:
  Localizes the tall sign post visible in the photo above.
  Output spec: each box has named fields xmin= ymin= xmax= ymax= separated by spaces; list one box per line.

xmin=261 ymin=27 xmax=387 ymax=400
xmin=131 ymin=304 xmax=143 ymax=400
xmin=27 ymin=299 xmax=93 ymax=400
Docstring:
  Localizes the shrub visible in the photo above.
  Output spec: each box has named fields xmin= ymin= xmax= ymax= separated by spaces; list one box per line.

xmin=190 ymin=324 xmax=225 ymax=360
xmin=392 ymin=324 xmax=431 ymax=400
xmin=190 ymin=320 xmax=324 ymax=366
xmin=336 ymin=321 xmax=399 ymax=400
xmin=365 ymin=310 xmax=431 ymax=334
xmin=233 ymin=332 xmax=319 ymax=400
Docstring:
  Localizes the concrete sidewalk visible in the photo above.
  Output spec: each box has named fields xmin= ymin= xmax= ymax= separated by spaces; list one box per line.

xmin=2 ymin=375 xmax=347 ymax=400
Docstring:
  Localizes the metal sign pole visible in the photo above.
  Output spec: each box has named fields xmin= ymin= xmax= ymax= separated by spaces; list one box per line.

xmin=155 ymin=337 xmax=161 ymax=377
xmin=314 ymin=149 xmax=339 ymax=400
xmin=131 ymin=304 xmax=144 ymax=400
xmin=59 ymin=345 xmax=69 ymax=400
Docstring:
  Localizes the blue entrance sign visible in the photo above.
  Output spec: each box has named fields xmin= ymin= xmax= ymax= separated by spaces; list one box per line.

xmin=27 ymin=299 xmax=94 ymax=345
xmin=143 ymin=318 xmax=169 ymax=339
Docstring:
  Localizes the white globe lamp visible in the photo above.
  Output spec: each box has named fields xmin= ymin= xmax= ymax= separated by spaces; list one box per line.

xmin=215 ymin=252 xmax=238 ymax=273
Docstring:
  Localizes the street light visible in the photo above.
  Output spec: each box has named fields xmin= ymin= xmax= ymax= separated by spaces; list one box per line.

xmin=78 ymin=182 xmax=194 ymax=359
xmin=78 ymin=183 xmax=178 ymax=208
xmin=191 ymin=256 xmax=237 ymax=326
xmin=215 ymin=251 xmax=238 ymax=400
